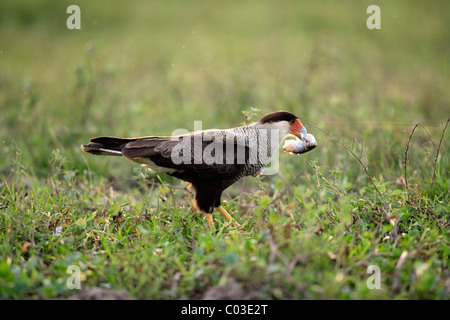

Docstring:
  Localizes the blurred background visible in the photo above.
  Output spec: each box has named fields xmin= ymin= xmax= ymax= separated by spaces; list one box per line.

xmin=0 ymin=0 xmax=449 ymax=190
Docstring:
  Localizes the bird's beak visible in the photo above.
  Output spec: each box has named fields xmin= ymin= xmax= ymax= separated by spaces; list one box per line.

xmin=298 ymin=127 xmax=307 ymax=140
xmin=290 ymin=119 xmax=307 ymax=140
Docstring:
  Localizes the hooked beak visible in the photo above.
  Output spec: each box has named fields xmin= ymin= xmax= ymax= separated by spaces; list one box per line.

xmin=290 ymin=119 xmax=308 ymax=140
xmin=298 ymin=127 xmax=307 ymax=140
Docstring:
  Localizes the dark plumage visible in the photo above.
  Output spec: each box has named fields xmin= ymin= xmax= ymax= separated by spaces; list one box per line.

xmin=257 ymin=111 xmax=298 ymax=124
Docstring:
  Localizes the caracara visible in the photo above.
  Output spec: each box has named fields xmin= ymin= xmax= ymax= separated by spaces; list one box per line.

xmin=81 ymin=111 xmax=316 ymax=230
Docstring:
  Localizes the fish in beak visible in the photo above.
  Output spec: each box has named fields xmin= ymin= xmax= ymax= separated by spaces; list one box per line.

xmin=285 ymin=119 xmax=317 ymax=154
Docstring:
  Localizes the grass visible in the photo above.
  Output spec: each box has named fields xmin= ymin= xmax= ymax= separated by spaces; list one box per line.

xmin=0 ymin=0 xmax=449 ymax=299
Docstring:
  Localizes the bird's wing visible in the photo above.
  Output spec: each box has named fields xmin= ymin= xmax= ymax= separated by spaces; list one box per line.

xmin=121 ymin=131 xmax=250 ymax=179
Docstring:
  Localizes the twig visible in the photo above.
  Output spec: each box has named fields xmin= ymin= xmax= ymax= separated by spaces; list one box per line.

xmin=420 ymin=124 xmax=437 ymax=150
xmin=429 ymin=118 xmax=449 ymax=194
xmin=392 ymin=251 xmax=409 ymax=295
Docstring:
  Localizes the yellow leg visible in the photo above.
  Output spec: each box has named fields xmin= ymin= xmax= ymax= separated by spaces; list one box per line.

xmin=205 ymin=213 xmax=214 ymax=230
xmin=215 ymin=205 xmax=241 ymax=227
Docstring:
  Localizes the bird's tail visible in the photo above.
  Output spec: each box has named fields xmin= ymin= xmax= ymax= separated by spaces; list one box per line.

xmin=81 ymin=136 xmax=137 ymax=156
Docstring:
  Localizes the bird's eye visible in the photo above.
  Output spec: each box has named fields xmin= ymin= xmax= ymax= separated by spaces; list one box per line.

xmin=289 ymin=119 xmax=296 ymax=124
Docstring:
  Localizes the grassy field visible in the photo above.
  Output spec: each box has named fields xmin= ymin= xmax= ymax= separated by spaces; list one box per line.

xmin=0 ymin=0 xmax=449 ymax=300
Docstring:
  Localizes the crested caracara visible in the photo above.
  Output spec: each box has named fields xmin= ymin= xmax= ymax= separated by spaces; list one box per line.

xmin=81 ymin=111 xmax=316 ymax=230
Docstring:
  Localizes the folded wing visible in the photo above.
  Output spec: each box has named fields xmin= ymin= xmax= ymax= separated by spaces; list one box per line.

xmin=121 ymin=131 xmax=251 ymax=180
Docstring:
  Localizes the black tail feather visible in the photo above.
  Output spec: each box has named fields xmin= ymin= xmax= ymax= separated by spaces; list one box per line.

xmin=81 ymin=136 xmax=137 ymax=156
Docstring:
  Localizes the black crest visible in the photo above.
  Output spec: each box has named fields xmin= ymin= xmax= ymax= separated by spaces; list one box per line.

xmin=257 ymin=111 xmax=298 ymax=124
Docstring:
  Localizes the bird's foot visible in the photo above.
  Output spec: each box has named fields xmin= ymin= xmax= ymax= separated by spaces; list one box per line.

xmin=216 ymin=205 xmax=241 ymax=228
xmin=204 ymin=206 xmax=246 ymax=233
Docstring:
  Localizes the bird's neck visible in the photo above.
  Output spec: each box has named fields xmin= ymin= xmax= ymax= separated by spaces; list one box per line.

xmin=247 ymin=121 xmax=291 ymax=147
xmin=226 ymin=122 xmax=290 ymax=167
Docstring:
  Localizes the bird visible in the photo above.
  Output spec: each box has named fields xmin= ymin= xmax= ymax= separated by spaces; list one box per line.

xmin=81 ymin=111 xmax=310 ymax=230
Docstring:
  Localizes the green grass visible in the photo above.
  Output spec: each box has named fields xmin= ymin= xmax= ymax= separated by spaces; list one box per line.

xmin=0 ymin=0 xmax=449 ymax=299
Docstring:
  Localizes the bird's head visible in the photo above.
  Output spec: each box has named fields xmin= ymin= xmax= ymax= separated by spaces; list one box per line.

xmin=257 ymin=111 xmax=308 ymax=141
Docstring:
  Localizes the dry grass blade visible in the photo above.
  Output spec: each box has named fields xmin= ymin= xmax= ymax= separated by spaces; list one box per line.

xmin=392 ymin=251 xmax=409 ymax=295
xmin=403 ymin=123 xmax=419 ymax=194
xmin=429 ymin=118 xmax=449 ymax=194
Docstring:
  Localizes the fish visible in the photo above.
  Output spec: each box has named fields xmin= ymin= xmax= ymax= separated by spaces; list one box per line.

xmin=283 ymin=133 xmax=317 ymax=154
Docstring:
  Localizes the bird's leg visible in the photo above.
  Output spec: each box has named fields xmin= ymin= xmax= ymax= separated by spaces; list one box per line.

xmin=252 ymin=169 xmax=263 ymax=177
xmin=205 ymin=213 xmax=214 ymax=230
xmin=215 ymin=206 xmax=241 ymax=227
